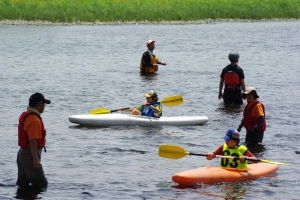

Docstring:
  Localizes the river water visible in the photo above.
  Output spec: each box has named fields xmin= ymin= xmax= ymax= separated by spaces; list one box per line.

xmin=0 ymin=21 xmax=299 ymax=199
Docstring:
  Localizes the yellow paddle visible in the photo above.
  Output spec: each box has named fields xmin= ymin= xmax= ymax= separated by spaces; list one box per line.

xmin=89 ymin=95 xmax=184 ymax=114
xmin=89 ymin=107 xmax=129 ymax=115
xmin=159 ymin=144 xmax=292 ymax=166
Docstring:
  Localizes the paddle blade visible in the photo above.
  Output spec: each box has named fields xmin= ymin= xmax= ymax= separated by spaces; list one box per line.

xmin=89 ymin=108 xmax=111 ymax=114
xmin=158 ymin=144 xmax=190 ymax=159
xmin=161 ymin=95 xmax=184 ymax=106
xmin=260 ymin=159 xmax=292 ymax=166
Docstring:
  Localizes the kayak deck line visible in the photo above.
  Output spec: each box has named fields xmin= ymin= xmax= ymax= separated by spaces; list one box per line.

xmin=69 ymin=113 xmax=209 ymax=127
xmin=172 ymin=163 xmax=279 ymax=185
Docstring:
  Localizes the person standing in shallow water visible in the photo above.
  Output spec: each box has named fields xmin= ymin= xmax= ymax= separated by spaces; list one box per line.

xmin=237 ymin=87 xmax=266 ymax=146
xmin=16 ymin=92 xmax=51 ymax=188
xmin=218 ymin=51 xmax=246 ymax=105
xmin=140 ymin=40 xmax=167 ymax=73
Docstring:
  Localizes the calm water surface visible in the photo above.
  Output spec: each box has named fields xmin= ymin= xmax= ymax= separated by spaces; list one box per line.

xmin=0 ymin=21 xmax=299 ymax=199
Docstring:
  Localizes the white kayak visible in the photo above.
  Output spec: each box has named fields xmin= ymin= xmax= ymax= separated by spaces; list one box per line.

xmin=69 ymin=113 xmax=209 ymax=127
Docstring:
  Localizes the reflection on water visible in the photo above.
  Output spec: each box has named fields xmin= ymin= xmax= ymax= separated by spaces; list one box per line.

xmin=14 ymin=185 xmax=46 ymax=200
xmin=173 ymin=181 xmax=250 ymax=199
xmin=220 ymin=182 xmax=249 ymax=200
xmin=216 ymin=103 xmax=244 ymax=115
xmin=139 ymin=72 xmax=158 ymax=81
xmin=216 ymin=103 xmax=244 ymax=122
xmin=68 ymin=125 xmax=105 ymax=129
xmin=243 ymin=143 xmax=267 ymax=157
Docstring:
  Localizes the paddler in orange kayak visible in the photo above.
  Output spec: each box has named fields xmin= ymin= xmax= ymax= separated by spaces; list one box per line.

xmin=206 ymin=128 xmax=257 ymax=170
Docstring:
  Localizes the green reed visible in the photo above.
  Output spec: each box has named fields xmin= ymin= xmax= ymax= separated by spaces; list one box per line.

xmin=1 ymin=0 xmax=299 ymax=23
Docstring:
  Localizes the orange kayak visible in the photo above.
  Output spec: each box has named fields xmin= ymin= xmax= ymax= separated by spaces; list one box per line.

xmin=172 ymin=163 xmax=278 ymax=185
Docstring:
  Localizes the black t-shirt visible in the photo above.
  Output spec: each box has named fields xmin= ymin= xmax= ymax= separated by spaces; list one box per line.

xmin=141 ymin=51 xmax=161 ymax=67
xmin=220 ymin=64 xmax=245 ymax=84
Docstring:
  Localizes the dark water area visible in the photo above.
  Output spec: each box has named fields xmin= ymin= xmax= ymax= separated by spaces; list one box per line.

xmin=0 ymin=21 xmax=299 ymax=199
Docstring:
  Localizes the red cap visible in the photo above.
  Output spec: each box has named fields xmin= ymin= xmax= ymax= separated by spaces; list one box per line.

xmin=146 ymin=40 xmax=155 ymax=46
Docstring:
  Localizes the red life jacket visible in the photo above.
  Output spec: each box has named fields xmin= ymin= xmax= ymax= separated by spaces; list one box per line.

xmin=224 ymin=71 xmax=240 ymax=85
xmin=243 ymin=101 xmax=266 ymax=132
xmin=18 ymin=112 xmax=46 ymax=148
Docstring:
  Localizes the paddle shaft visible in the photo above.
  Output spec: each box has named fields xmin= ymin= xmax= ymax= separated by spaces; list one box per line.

xmin=90 ymin=95 xmax=183 ymax=114
xmin=215 ymin=155 xmax=264 ymax=163
xmin=144 ymin=100 xmax=177 ymax=106
xmin=118 ymin=102 xmax=161 ymax=112
xmin=122 ymin=95 xmax=183 ymax=108
xmin=189 ymin=153 xmax=289 ymax=165
xmin=120 ymin=99 xmax=179 ymax=110
xmin=214 ymin=155 xmax=290 ymax=165
xmin=190 ymin=153 xmax=208 ymax=157
xmin=158 ymin=144 xmax=291 ymax=165
xmin=112 ymin=101 xmax=166 ymax=113
xmin=110 ymin=107 xmax=130 ymax=113
xmin=190 ymin=153 xmax=257 ymax=161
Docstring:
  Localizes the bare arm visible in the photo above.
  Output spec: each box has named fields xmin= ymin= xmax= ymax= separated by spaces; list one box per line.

xmin=240 ymin=79 xmax=246 ymax=92
xmin=158 ymin=61 xmax=167 ymax=66
xmin=207 ymin=145 xmax=223 ymax=160
xmin=237 ymin=119 xmax=244 ymax=132
xmin=240 ymin=149 xmax=258 ymax=163
xmin=29 ymin=139 xmax=41 ymax=169
xmin=118 ymin=108 xmax=135 ymax=112
xmin=218 ymin=78 xmax=224 ymax=99
xmin=149 ymin=104 xmax=160 ymax=113
xmin=139 ymin=103 xmax=161 ymax=113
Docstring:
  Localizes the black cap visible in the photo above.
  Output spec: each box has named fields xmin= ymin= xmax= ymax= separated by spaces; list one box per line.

xmin=29 ymin=93 xmax=51 ymax=107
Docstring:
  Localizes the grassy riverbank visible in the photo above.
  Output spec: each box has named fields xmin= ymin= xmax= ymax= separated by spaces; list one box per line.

xmin=1 ymin=0 xmax=299 ymax=23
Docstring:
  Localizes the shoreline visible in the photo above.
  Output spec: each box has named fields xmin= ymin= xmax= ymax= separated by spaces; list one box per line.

xmin=0 ymin=18 xmax=299 ymax=26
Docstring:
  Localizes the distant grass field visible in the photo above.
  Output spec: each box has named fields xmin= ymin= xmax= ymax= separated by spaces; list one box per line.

xmin=1 ymin=0 xmax=299 ymax=23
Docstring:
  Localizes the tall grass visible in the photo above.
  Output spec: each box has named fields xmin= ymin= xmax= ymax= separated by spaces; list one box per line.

xmin=0 ymin=0 xmax=299 ymax=23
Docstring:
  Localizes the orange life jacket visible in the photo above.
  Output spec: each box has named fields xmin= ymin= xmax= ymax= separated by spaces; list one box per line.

xmin=140 ymin=51 xmax=158 ymax=73
xmin=243 ymin=102 xmax=266 ymax=132
xmin=18 ymin=112 xmax=46 ymax=148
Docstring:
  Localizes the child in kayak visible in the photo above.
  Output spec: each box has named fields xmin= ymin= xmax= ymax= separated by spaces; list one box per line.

xmin=119 ymin=90 xmax=162 ymax=118
xmin=206 ymin=128 xmax=256 ymax=170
